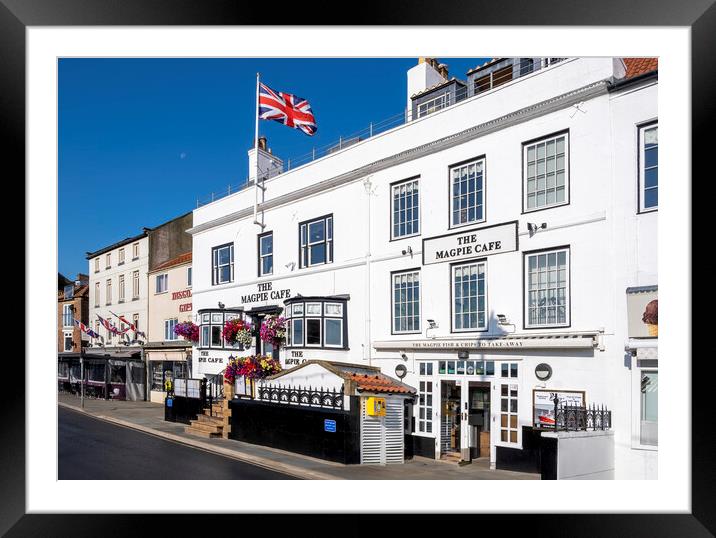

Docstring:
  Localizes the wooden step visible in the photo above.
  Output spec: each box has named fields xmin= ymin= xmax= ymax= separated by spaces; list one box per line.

xmin=202 ymin=409 xmax=224 ymax=419
xmin=184 ymin=426 xmax=222 ymax=439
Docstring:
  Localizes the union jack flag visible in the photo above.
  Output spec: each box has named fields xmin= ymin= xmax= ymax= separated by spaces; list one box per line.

xmin=259 ymin=82 xmax=317 ymax=136
xmin=110 ymin=310 xmax=145 ymax=338
xmin=74 ymin=319 xmax=100 ymax=339
xmin=97 ymin=314 xmax=120 ymax=335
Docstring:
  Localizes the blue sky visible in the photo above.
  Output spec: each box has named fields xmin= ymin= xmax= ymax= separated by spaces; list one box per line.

xmin=58 ymin=57 xmax=489 ymax=278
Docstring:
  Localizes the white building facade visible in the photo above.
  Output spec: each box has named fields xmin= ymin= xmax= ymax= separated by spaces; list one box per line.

xmin=86 ymin=231 xmax=150 ymax=348
xmin=188 ymin=57 xmax=657 ymax=479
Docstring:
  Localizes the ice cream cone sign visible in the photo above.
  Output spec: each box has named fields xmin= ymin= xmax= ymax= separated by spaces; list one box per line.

xmin=642 ymin=299 xmax=658 ymax=337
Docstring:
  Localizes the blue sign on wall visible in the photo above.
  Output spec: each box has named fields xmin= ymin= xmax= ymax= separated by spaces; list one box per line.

xmin=324 ymin=419 xmax=336 ymax=433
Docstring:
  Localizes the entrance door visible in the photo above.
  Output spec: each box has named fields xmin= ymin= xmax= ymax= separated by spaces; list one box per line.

xmin=440 ymin=381 xmax=461 ymax=457
xmin=250 ymin=313 xmax=280 ymax=361
xmin=468 ymin=382 xmax=491 ymax=459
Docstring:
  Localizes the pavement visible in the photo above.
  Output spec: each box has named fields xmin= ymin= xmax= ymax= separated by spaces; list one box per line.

xmin=57 ymin=393 xmax=539 ymax=480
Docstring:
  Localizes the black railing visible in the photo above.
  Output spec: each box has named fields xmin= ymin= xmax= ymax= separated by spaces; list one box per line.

xmin=553 ymin=398 xmax=612 ymax=432
xmin=256 ymin=382 xmax=344 ymax=410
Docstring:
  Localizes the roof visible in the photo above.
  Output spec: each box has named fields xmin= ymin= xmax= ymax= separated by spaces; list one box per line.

xmin=86 ymin=230 xmax=149 ymax=259
xmin=58 ymin=283 xmax=89 ymax=301
xmin=623 ymin=58 xmax=658 ymax=79
xmin=466 ymin=57 xmax=503 ymax=76
xmin=150 ymin=251 xmax=192 ymax=272
xmin=266 ymin=360 xmax=416 ymax=395
xmin=411 ymin=77 xmax=466 ymax=99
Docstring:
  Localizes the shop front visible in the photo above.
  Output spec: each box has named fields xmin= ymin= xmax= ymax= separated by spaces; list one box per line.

xmin=58 ymin=349 xmax=145 ymax=401
xmin=144 ymin=342 xmax=192 ymax=403
xmin=374 ymin=333 xmax=602 ymax=465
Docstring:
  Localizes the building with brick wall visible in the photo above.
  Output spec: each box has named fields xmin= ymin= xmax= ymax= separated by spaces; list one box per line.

xmin=57 ymin=273 xmax=89 ymax=353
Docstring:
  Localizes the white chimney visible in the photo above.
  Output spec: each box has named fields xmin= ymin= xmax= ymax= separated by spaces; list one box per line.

xmin=406 ymin=57 xmax=447 ymax=110
xmin=248 ymin=136 xmax=284 ymax=183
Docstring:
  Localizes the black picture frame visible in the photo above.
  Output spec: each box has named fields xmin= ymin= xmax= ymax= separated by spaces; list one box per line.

xmin=4 ymin=0 xmax=710 ymax=535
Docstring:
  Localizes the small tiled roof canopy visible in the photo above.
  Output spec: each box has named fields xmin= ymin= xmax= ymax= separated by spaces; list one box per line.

xmin=265 ymin=360 xmax=417 ymax=395
xmin=623 ymin=58 xmax=658 ymax=79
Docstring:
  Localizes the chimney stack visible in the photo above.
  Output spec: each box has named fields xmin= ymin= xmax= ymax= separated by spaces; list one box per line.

xmin=258 ymin=136 xmax=267 ymax=151
xmin=437 ymin=63 xmax=449 ymax=79
xmin=407 ymin=57 xmax=448 ymax=111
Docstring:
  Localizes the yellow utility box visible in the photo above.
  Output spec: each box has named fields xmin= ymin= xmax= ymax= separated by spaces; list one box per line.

xmin=366 ymin=397 xmax=386 ymax=416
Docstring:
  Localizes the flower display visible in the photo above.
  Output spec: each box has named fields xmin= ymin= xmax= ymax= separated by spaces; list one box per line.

xmin=259 ymin=315 xmax=287 ymax=348
xmin=223 ymin=355 xmax=282 ymax=383
xmin=173 ymin=321 xmax=199 ymax=342
xmin=222 ymin=318 xmax=254 ymax=347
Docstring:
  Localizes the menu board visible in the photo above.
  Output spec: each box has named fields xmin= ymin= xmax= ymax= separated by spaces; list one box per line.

xmin=533 ymin=390 xmax=585 ymax=427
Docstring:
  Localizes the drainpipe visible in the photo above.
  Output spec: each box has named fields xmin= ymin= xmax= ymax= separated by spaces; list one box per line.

xmin=363 ymin=177 xmax=374 ymax=366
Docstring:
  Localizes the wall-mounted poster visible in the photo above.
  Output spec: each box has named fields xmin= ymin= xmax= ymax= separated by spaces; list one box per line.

xmin=533 ymin=389 xmax=585 ymax=427
xmin=626 ymin=286 xmax=658 ymax=338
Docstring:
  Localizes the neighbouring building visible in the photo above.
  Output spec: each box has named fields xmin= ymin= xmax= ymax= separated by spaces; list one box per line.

xmin=145 ymin=251 xmax=193 ymax=403
xmin=143 ymin=212 xmax=194 ymax=403
xmin=57 ymin=272 xmax=89 ymax=353
xmin=186 ymin=57 xmax=657 ymax=478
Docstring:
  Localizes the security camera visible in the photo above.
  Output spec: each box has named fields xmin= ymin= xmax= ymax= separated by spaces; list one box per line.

xmin=400 ymin=353 xmax=408 ymax=361
xmin=427 ymin=319 xmax=438 ymax=329
xmin=401 ymin=246 xmax=414 ymax=256
xmin=218 ymin=302 xmax=225 ymax=309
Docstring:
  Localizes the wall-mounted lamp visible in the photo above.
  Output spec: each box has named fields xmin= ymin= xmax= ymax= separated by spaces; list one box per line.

xmin=401 ymin=245 xmax=413 ymax=256
xmin=400 ymin=352 xmax=408 ymax=361
xmin=427 ymin=319 xmax=438 ymax=330
xmin=285 ymin=262 xmax=296 ymax=271
xmin=527 ymin=222 xmax=547 ymax=236
xmin=497 ymin=314 xmax=510 ymax=325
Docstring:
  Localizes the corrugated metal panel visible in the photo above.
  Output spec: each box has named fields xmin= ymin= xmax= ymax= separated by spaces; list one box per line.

xmin=384 ymin=398 xmax=404 ymax=464
xmin=361 ymin=398 xmax=383 ymax=464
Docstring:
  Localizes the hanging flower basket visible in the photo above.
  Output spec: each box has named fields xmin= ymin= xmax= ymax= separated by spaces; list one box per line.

xmin=173 ymin=321 xmax=199 ymax=343
xmin=259 ymin=315 xmax=287 ymax=348
xmin=222 ymin=318 xmax=254 ymax=348
xmin=225 ymin=355 xmax=282 ymax=382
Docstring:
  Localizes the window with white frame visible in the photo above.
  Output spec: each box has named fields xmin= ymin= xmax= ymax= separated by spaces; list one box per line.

xmin=212 ymin=243 xmax=234 ymax=285
xmin=299 ymin=215 xmax=333 ymax=268
xmin=500 ymin=362 xmax=519 ymax=379
xmin=187 ymin=266 xmax=192 ymax=287
xmin=105 ymin=253 xmax=111 ymax=269
xmin=118 ymin=248 xmax=125 ymax=265
xmin=285 ymin=298 xmax=347 ymax=349
xmin=417 ymin=92 xmax=450 ymax=118
xmin=500 ymin=383 xmax=519 ymax=443
xmin=259 ymin=232 xmax=273 ymax=276
xmin=164 ymin=318 xmax=178 ymax=341
xmin=132 ymin=270 xmax=140 ymax=299
xmin=417 ymin=378 xmax=433 ymax=433
xmin=64 ymin=332 xmax=73 ymax=351
xmin=94 ymin=257 xmax=100 ymax=273
xmin=198 ymin=310 xmax=246 ymax=350
xmin=132 ymin=242 xmax=139 ymax=260
xmin=118 ymin=274 xmax=125 ymax=302
xmin=640 ymin=370 xmax=658 ymax=446
xmin=392 ymin=270 xmax=420 ymax=333
xmin=156 ymin=273 xmax=168 ymax=294
xmin=525 ymin=248 xmax=569 ymax=328
xmin=639 ymin=123 xmax=658 ymax=211
xmin=62 ymin=304 xmax=73 ymax=327
xmin=105 ymin=279 xmax=112 ymax=305
xmin=524 ymin=132 xmax=568 ymax=211
xmin=94 ymin=282 xmax=100 ymax=307
xmin=452 ymin=261 xmax=487 ymax=331
xmin=391 ymin=178 xmax=420 ymax=239
xmin=450 ymin=158 xmax=485 ymax=227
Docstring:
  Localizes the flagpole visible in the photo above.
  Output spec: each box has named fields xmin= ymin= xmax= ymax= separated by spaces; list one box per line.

xmin=253 ymin=72 xmax=262 ymax=228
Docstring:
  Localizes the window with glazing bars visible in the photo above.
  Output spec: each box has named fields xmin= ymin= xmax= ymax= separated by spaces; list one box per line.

xmin=524 ymin=133 xmax=568 ymax=211
xmin=450 ymin=159 xmax=485 ymax=226
xmin=525 ymin=248 xmax=569 ymax=327
xmin=391 ymin=178 xmax=420 ymax=239
xmin=392 ymin=270 xmax=420 ymax=333
xmin=212 ymin=244 xmax=234 ymax=284
xmin=452 ymin=261 xmax=486 ymax=331
xmin=639 ymin=123 xmax=658 ymax=211
xmin=299 ymin=215 xmax=333 ymax=268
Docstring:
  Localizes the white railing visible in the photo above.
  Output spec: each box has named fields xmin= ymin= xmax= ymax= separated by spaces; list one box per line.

xmin=195 ymin=58 xmax=568 ymax=208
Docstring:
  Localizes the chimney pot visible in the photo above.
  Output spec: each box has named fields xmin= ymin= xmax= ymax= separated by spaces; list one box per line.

xmin=258 ymin=136 xmax=267 ymax=151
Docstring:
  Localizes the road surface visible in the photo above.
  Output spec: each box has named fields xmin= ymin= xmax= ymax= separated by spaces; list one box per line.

xmin=58 ymin=406 xmax=295 ymax=480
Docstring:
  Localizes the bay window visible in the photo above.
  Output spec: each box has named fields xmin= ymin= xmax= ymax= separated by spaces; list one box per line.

xmin=285 ymin=296 xmax=348 ymax=349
